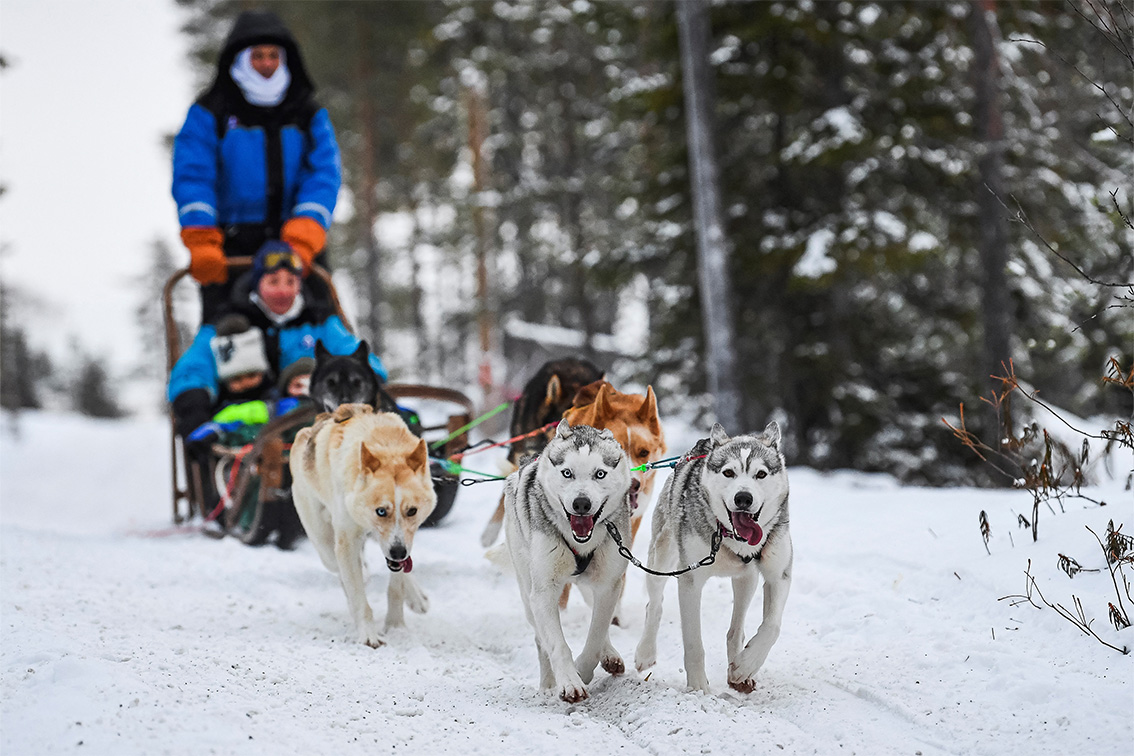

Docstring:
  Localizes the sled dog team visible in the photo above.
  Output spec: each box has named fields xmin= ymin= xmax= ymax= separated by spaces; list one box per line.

xmin=290 ymin=357 xmax=792 ymax=702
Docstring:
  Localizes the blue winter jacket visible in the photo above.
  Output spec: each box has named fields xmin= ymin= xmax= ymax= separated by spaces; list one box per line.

xmin=168 ymin=312 xmax=386 ymax=403
xmin=171 ymin=9 xmax=340 ymax=233
xmin=172 ymin=104 xmax=340 ymax=230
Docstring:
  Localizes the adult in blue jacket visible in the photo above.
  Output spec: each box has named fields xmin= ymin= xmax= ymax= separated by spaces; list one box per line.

xmin=169 ymin=242 xmax=387 ymax=440
xmin=173 ymin=9 xmax=341 ymax=322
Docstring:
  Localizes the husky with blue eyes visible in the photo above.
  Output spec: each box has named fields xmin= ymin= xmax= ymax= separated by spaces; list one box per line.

xmin=635 ymin=422 xmax=792 ymax=695
xmin=503 ymin=420 xmax=634 ymax=702
xmin=290 ymin=404 xmax=436 ymax=648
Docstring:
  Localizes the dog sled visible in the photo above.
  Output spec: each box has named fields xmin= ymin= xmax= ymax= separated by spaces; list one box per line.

xmin=163 ymin=256 xmax=474 ymax=536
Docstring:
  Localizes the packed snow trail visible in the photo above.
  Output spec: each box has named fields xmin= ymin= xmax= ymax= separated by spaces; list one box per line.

xmin=2 ymin=411 xmax=1130 ymax=755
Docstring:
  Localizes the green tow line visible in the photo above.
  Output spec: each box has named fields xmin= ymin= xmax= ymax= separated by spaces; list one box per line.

xmin=427 ymin=400 xmax=512 ymax=452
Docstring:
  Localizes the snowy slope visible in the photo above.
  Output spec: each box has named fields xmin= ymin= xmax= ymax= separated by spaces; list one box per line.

xmin=1 ymin=410 xmax=1131 ymax=756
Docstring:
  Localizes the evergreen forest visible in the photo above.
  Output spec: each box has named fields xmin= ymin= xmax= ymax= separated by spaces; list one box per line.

xmin=173 ymin=0 xmax=1133 ymax=485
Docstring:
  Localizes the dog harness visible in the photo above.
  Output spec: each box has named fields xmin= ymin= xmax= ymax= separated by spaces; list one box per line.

xmin=570 ymin=549 xmax=595 ymax=576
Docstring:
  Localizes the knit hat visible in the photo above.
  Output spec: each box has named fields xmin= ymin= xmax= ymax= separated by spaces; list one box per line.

xmin=211 ymin=317 xmax=269 ymax=382
xmin=278 ymin=357 xmax=315 ymax=393
xmin=250 ymin=240 xmax=303 ymax=287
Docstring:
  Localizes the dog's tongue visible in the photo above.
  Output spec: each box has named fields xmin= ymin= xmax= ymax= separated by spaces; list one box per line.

xmin=730 ymin=511 xmax=763 ymax=546
xmin=569 ymin=515 xmax=595 ymax=539
xmin=386 ymin=556 xmax=413 ymax=573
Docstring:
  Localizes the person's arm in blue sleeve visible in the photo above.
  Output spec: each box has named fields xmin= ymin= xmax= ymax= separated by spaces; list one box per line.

xmin=291 ymin=108 xmax=341 ymax=229
xmin=172 ymin=104 xmax=220 ymax=229
xmin=167 ymin=324 xmax=220 ymax=402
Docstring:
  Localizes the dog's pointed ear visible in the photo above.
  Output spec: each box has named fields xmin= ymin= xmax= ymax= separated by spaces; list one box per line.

xmin=599 ymin=427 xmax=615 ymax=441
xmin=352 ymin=340 xmax=369 ymax=361
xmin=762 ymin=421 xmax=781 ymax=449
xmin=710 ymin=423 xmax=730 ymax=447
xmin=360 ymin=443 xmax=382 ymax=473
xmin=555 ymin=418 xmax=573 ymax=439
xmin=594 ymin=383 xmax=614 ymax=415
xmin=571 ymin=379 xmax=604 ymax=409
xmin=545 ymin=374 xmax=562 ymax=406
xmin=407 ymin=438 xmax=428 ymax=473
xmin=638 ymin=386 xmax=661 ymax=433
xmin=314 ymin=339 xmax=329 ymax=360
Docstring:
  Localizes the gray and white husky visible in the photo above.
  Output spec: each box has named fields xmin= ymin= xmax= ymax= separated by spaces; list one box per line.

xmin=503 ymin=420 xmax=633 ymax=702
xmin=635 ymin=422 xmax=792 ymax=694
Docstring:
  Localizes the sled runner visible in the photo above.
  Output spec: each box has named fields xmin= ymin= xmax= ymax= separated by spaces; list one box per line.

xmin=163 ymin=257 xmax=473 ymax=532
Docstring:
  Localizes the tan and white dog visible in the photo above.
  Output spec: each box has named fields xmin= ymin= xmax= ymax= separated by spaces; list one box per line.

xmin=290 ymin=404 xmax=436 ymax=647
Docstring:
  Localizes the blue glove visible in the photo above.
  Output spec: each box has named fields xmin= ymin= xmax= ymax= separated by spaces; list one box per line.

xmin=272 ymin=397 xmax=301 ymax=418
xmin=187 ymin=420 xmax=245 ymax=442
xmin=187 ymin=422 xmax=222 ymax=442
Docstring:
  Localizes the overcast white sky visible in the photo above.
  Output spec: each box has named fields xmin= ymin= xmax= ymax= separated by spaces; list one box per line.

xmin=0 ymin=0 xmax=193 ymax=375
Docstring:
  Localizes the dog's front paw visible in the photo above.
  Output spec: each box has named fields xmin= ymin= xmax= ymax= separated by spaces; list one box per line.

xmin=634 ymin=643 xmax=656 ymax=673
xmin=728 ymin=675 xmax=757 ymax=694
xmin=559 ymin=681 xmax=589 ymax=703
xmin=601 ymin=654 xmax=625 ymax=676
xmin=686 ymin=672 xmax=711 ymax=693
xmin=358 ymin=619 xmax=386 ymax=648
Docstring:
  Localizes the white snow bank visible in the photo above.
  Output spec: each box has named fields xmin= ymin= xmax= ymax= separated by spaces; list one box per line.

xmin=1 ymin=410 xmax=1130 ymax=755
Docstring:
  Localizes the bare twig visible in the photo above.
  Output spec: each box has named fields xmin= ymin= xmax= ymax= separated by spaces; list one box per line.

xmin=999 ymin=560 xmax=1130 ymax=655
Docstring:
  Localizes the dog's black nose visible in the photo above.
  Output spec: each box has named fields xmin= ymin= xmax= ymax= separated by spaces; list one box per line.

xmin=389 ymin=543 xmax=407 ymax=562
xmin=572 ymin=496 xmax=592 ymax=514
xmin=734 ymin=491 xmax=753 ymax=510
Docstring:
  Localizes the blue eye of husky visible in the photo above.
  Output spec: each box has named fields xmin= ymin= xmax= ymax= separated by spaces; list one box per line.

xmin=376 ymin=507 xmax=388 ymax=517
xmin=594 ymin=470 xmax=606 ymax=479
xmin=561 ymin=469 xmax=573 ymax=479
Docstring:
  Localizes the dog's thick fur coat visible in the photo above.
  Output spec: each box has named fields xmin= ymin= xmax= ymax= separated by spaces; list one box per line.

xmin=290 ymin=404 xmax=436 ymax=647
xmin=480 ymin=358 xmax=604 ymax=547
xmin=503 ymin=421 xmax=633 ymax=702
xmin=635 ymin=422 xmax=792 ymax=693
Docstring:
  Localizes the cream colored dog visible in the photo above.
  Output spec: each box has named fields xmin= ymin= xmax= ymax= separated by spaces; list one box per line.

xmin=290 ymin=404 xmax=436 ymax=647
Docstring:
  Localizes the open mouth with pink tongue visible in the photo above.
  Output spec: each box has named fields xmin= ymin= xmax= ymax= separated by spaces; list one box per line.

xmin=567 ymin=505 xmax=603 ymax=543
xmin=729 ymin=510 xmax=763 ymax=546
xmin=386 ymin=556 xmax=413 ymax=573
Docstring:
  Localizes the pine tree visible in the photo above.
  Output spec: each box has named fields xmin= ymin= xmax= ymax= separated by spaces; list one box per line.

xmin=72 ymin=354 xmax=125 ymax=419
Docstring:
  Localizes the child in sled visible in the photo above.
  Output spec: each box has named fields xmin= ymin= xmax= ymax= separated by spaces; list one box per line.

xmin=185 ymin=318 xmax=316 ymax=547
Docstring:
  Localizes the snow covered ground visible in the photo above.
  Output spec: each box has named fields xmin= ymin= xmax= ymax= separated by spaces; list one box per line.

xmin=1 ymin=410 xmax=1131 ymax=755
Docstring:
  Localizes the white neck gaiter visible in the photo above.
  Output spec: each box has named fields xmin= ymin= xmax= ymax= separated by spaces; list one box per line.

xmin=230 ymin=47 xmax=291 ymax=107
xmin=251 ymin=290 xmax=305 ymax=326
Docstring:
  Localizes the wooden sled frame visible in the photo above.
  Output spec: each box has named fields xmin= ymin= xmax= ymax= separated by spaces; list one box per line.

xmin=163 ymin=257 xmax=475 ymax=526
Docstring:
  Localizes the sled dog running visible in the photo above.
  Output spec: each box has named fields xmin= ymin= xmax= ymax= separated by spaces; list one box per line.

xmin=290 ymin=404 xmax=436 ymax=647
xmin=635 ymin=422 xmax=792 ymax=693
xmin=559 ymin=380 xmax=667 ymax=623
xmin=503 ymin=421 xmax=634 ymax=702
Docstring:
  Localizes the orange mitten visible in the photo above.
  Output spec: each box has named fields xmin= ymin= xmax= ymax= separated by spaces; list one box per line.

xmin=280 ymin=216 xmax=326 ymax=274
xmin=181 ymin=227 xmax=228 ymax=285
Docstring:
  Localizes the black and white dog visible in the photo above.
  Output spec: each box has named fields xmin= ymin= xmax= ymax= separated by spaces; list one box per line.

xmin=503 ymin=421 xmax=633 ymax=702
xmin=635 ymin=422 xmax=792 ymax=694
xmin=309 ymin=340 xmax=381 ymax=413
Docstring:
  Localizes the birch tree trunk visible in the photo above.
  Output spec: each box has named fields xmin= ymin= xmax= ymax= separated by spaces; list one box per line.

xmin=675 ymin=0 xmax=742 ymax=430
